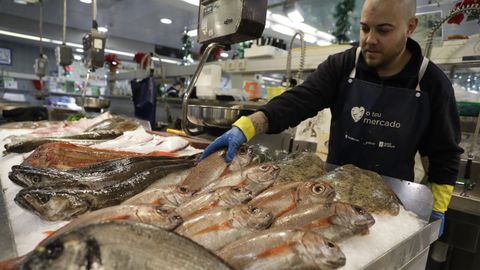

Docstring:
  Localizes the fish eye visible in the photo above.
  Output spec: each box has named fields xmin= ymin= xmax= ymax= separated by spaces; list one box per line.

xmin=155 ymin=207 xmax=169 ymax=214
xmin=312 ymin=184 xmax=325 ymax=194
xmin=233 ymin=187 xmax=242 ymax=193
xmin=44 ymin=242 xmax=64 ymax=260
xmin=32 ymin=176 xmax=40 ymax=183
xmin=327 ymin=241 xmax=336 ymax=248
xmin=178 ymin=186 xmax=189 ymax=194
xmin=249 ymin=207 xmax=260 ymax=214
xmin=260 ymin=165 xmax=270 ymax=171
xmin=354 ymin=206 xmax=365 ymax=214
xmin=173 ymin=215 xmax=183 ymax=222
xmin=38 ymin=194 xmax=51 ymax=204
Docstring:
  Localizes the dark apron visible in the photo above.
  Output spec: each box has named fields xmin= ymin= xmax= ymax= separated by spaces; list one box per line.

xmin=131 ymin=77 xmax=157 ymax=128
xmin=327 ymin=48 xmax=431 ymax=181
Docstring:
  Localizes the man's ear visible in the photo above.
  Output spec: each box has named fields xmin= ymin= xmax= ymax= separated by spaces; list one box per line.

xmin=407 ymin=17 xmax=419 ymax=37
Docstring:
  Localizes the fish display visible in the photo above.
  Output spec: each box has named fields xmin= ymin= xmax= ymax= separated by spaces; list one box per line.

xmin=19 ymin=221 xmax=232 ymax=270
xmin=10 ymin=155 xmax=194 ymax=187
xmin=176 ymin=186 xmax=253 ymax=220
xmin=21 ymin=142 xmax=176 ymax=170
xmin=199 ymin=163 xmax=281 ymax=196
xmin=247 ymin=181 xmax=336 ymax=219
xmin=175 ymin=205 xmax=273 ymax=251
xmin=4 ymin=130 xmax=123 ymax=153
xmin=217 ymin=227 xmax=346 ymax=270
xmin=122 ymin=185 xmax=195 ymax=207
xmin=318 ymin=164 xmax=400 ymax=215
xmin=15 ymin=163 xmax=193 ymax=221
xmin=180 ymin=145 xmax=256 ymax=192
xmin=272 ymin=202 xmax=375 ymax=241
xmin=84 ymin=116 xmax=140 ymax=132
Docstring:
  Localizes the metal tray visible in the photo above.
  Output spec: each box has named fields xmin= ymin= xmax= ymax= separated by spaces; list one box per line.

xmin=75 ymin=97 xmax=110 ymax=110
xmin=187 ymin=104 xmax=255 ymax=128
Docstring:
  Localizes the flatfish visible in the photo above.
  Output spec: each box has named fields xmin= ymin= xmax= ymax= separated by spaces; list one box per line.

xmin=318 ymin=164 xmax=400 ymax=215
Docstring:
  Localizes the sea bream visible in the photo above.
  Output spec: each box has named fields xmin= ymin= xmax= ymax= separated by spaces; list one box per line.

xmin=199 ymin=163 xmax=281 ymax=196
xmin=19 ymin=221 xmax=232 ymax=270
xmin=217 ymin=227 xmax=346 ymax=270
xmin=9 ymin=156 xmax=194 ymax=188
xmin=247 ymin=181 xmax=336 ymax=219
xmin=175 ymin=205 xmax=273 ymax=251
xmin=180 ymin=145 xmax=256 ymax=192
xmin=14 ymin=163 xmax=193 ymax=221
xmin=175 ymin=186 xmax=253 ymax=220
xmin=272 ymin=202 xmax=375 ymax=241
xmin=41 ymin=205 xmax=183 ymax=243
xmin=122 ymin=185 xmax=195 ymax=207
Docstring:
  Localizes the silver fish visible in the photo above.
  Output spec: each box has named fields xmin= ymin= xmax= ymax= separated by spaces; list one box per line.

xmin=248 ymin=181 xmax=336 ymax=219
xmin=176 ymin=186 xmax=253 ymax=220
xmin=217 ymin=227 xmax=346 ymax=270
xmin=122 ymin=185 xmax=195 ymax=207
xmin=19 ymin=221 xmax=232 ymax=270
xmin=175 ymin=205 xmax=273 ymax=251
xmin=272 ymin=202 xmax=375 ymax=241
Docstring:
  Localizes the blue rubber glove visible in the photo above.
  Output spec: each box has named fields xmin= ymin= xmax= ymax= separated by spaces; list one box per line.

xmin=431 ymin=210 xmax=445 ymax=238
xmin=199 ymin=127 xmax=246 ymax=163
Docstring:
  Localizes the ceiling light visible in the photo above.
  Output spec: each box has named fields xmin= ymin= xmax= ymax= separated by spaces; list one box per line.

xmin=271 ymin=24 xmax=295 ymax=36
xmin=76 ymin=48 xmax=84 ymax=52
xmin=293 ymin=22 xmax=317 ymax=36
xmin=160 ymin=18 xmax=173 ymax=25
xmin=316 ymin=31 xmax=335 ymax=42
xmin=187 ymin=29 xmax=197 ymax=37
xmin=181 ymin=0 xmax=199 ymax=6
xmin=271 ymin=13 xmax=292 ymax=26
xmin=80 ymin=0 xmax=92 ymax=4
xmin=317 ymin=40 xmax=332 ymax=46
xmin=303 ymin=34 xmax=317 ymax=44
xmin=98 ymin=27 xmax=108 ymax=33
xmin=265 ymin=20 xmax=271 ymax=29
xmin=73 ymin=54 xmax=82 ymax=60
xmin=284 ymin=1 xmax=304 ymax=23
xmin=220 ymin=52 xmax=229 ymax=58
xmin=287 ymin=10 xmax=304 ymax=23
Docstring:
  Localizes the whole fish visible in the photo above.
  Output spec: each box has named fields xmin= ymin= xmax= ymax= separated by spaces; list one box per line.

xmin=217 ymin=227 xmax=346 ymax=270
xmin=122 ymin=185 xmax=195 ymax=207
xmin=318 ymin=164 xmax=400 ymax=215
xmin=175 ymin=205 xmax=273 ymax=251
xmin=248 ymin=181 xmax=336 ymax=219
xmin=176 ymin=186 xmax=253 ymax=220
xmin=181 ymin=145 xmax=255 ymax=192
xmin=21 ymin=142 xmax=177 ymax=170
xmin=19 ymin=221 xmax=232 ymax=270
xmin=9 ymin=156 xmax=194 ymax=187
xmin=4 ymin=130 xmax=122 ymax=153
xmin=15 ymin=164 xmax=192 ymax=221
xmin=43 ymin=205 xmax=183 ymax=243
xmin=85 ymin=117 xmax=140 ymax=132
xmin=272 ymin=202 xmax=375 ymax=241
xmin=200 ymin=163 xmax=280 ymax=196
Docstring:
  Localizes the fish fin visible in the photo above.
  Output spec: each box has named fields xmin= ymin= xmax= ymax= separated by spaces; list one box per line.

xmin=303 ymin=217 xmax=331 ymax=229
xmin=151 ymin=199 xmax=163 ymax=205
xmin=276 ymin=202 xmax=297 ymax=218
xmin=42 ymin=230 xmax=56 ymax=238
xmin=192 ymin=220 xmax=232 ymax=236
xmin=219 ymin=167 xmax=230 ymax=177
xmin=109 ymin=215 xmax=131 ymax=221
xmin=187 ymin=201 xmax=219 ymax=218
xmin=256 ymin=243 xmax=292 ymax=259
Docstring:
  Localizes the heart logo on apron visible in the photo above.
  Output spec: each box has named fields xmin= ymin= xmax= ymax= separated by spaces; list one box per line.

xmin=351 ymin=106 xmax=365 ymax=122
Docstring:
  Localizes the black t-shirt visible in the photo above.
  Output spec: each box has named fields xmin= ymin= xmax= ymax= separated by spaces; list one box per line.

xmin=259 ymin=38 xmax=463 ymax=185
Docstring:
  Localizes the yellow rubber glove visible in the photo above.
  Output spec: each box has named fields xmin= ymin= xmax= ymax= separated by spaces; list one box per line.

xmin=232 ymin=116 xmax=256 ymax=142
xmin=431 ymin=183 xmax=454 ymax=213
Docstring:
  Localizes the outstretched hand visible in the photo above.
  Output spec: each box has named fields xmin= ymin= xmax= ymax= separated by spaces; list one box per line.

xmin=199 ymin=127 xmax=246 ymax=163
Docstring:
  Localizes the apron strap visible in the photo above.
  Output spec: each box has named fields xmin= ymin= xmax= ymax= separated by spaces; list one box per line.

xmin=349 ymin=47 xmax=362 ymax=78
xmin=416 ymin=57 xmax=429 ymax=91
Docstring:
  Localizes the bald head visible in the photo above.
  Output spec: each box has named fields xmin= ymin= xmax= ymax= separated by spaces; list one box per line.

xmin=363 ymin=0 xmax=416 ymax=20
